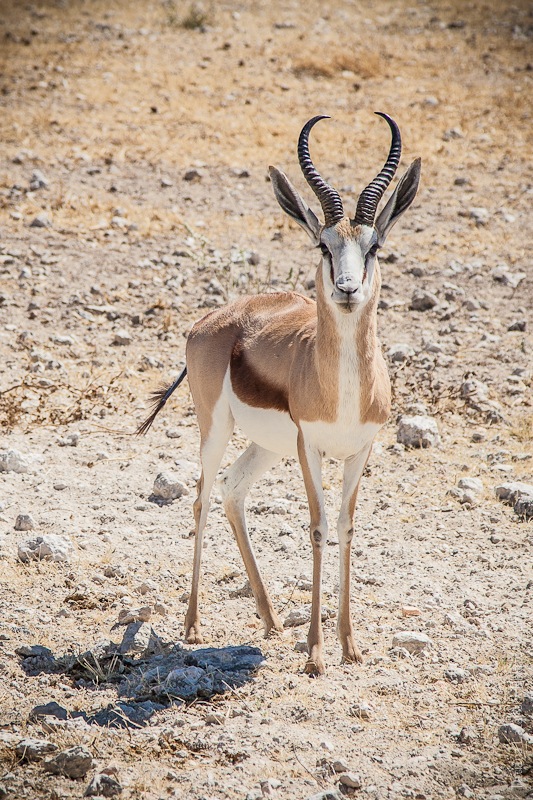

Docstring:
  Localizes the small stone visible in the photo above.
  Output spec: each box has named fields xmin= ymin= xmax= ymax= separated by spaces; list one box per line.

xmin=29 ymin=702 xmax=69 ymax=722
xmin=391 ymin=631 xmax=432 ymax=654
xmin=521 ymin=693 xmax=533 ymax=717
xmin=401 ymin=605 xmax=421 ymax=617
xmin=283 ymin=605 xmax=333 ymax=628
xmin=205 ymin=713 xmax=225 ymax=725
xmin=457 ymin=477 xmax=483 ymax=495
xmin=444 ymin=667 xmax=470 ymax=683
xmin=498 ymin=723 xmax=533 ymax=745
xmin=118 ymin=621 xmax=154 ymax=654
xmin=306 ymin=790 xmax=343 ymax=800
xmin=508 ymin=320 xmax=527 ymax=332
xmin=397 ymin=415 xmax=441 ymax=448
xmin=294 ymin=640 xmax=308 ymax=653
xmin=460 ymin=379 xmax=489 ymax=404
xmin=387 ymin=343 xmax=415 ymax=363
xmin=160 ymin=177 xmax=173 ymax=188
xmin=469 ymin=207 xmax=489 ymax=225
xmin=16 ymin=738 xmax=58 ymax=761
xmin=29 ymin=212 xmax=51 ymax=228
xmin=457 ymin=785 xmax=474 ymax=798
xmin=409 ymin=289 xmax=438 ymax=311
xmin=43 ymin=745 xmax=94 ymax=779
xmin=104 ymin=564 xmax=127 ymax=579
xmin=165 ymin=428 xmax=181 ymax=439
xmin=457 ymin=726 xmax=475 ymax=745
xmin=84 ymin=770 xmax=122 ymax=797
xmin=58 ymin=432 xmax=80 ymax=447
xmin=514 ymin=494 xmax=533 ymax=519
xmin=349 ymin=702 xmax=372 ymax=720
xmin=495 ymin=482 xmax=533 ymax=504
xmin=183 ymin=168 xmax=202 ymax=182
xmin=112 ymin=329 xmax=132 ymax=346
xmin=152 ymin=471 xmax=189 ymax=501
xmin=118 ymin=606 xmax=152 ymax=625
xmin=14 ymin=513 xmax=36 ymax=531
xmin=0 ymin=448 xmax=42 ymax=474
xmin=332 ymin=759 xmax=350 ymax=773
xmin=491 ymin=266 xmax=526 ymax=289
xmin=29 ymin=169 xmax=49 ymax=190
xmin=339 ymin=773 xmax=362 ymax=789
xmin=18 ymin=534 xmax=74 ymax=563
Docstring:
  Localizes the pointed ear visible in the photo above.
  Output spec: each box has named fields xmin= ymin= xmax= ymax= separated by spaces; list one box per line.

xmin=375 ymin=158 xmax=421 ymax=246
xmin=269 ymin=166 xmax=321 ymax=245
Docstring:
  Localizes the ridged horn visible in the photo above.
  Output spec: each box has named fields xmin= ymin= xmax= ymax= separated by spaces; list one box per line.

xmin=354 ymin=112 xmax=402 ymax=227
xmin=297 ymin=115 xmax=344 ymax=228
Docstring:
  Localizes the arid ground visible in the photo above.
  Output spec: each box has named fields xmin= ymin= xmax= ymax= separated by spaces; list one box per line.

xmin=0 ymin=1 xmax=532 ymax=798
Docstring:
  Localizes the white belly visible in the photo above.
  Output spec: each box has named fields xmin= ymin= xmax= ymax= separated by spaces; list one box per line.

xmin=224 ymin=370 xmax=298 ymax=457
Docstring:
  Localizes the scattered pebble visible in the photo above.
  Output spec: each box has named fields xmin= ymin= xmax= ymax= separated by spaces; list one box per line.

xmin=43 ymin=745 xmax=94 ymax=779
xmin=283 ymin=605 xmax=333 ymax=628
xmin=18 ymin=534 xmax=74 ymax=563
xmin=469 ymin=206 xmax=489 ymax=225
xmin=118 ymin=606 xmax=152 ymax=625
xmin=112 ymin=329 xmax=133 ymax=346
xmin=387 ymin=343 xmax=415 ymax=362
xmin=444 ymin=667 xmax=470 ymax=683
xmin=306 ymin=789 xmax=343 ymax=800
xmin=14 ymin=513 xmax=36 ymax=531
xmin=339 ymin=773 xmax=362 ymax=789
xmin=118 ymin=621 xmax=155 ymax=655
xmin=521 ymin=694 xmax=533 ymax=717
xmin=84 ymin=769 xmax=122 ymax=797
xmin=401 ymin=605 xmax=421 ymax=617
xmin=397 ymin=415 xmax=441 ymax=448
xmin=15 ymin=738 xmax=58 ymax=762
xmin=29 ymin=212 xmax=51 ymax=228
xmin=29 ymin=169 xmax=49 ymax=190
xmin=498 ymin=723 xmax=533 ymax=746
xmin=331 ymin=759 xmax=350 ymax=773
xmin=152 ymin=471 xmax=189 ymax=501
xmin=491 ymin=266 xmax=526 ymax=289
xmin=349 ymin=702 xmax=372 ymax=720
xmin=391 ymin=631 xmax=432 ymax=654
xmin=0 ymin=449 xmax=42 ymax=474
xmin=409 ymin=289 xmax=438 ymax=311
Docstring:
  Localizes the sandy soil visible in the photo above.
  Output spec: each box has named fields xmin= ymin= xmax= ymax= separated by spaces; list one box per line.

xmin=0 ymin=1 xmax=532 ymax=798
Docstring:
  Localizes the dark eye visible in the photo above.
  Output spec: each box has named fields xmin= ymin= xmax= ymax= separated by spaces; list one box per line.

xmin=320 ymin=242 xmax=330 ymax=258
xmin=366 ymin=243 xmax=379 ymax=260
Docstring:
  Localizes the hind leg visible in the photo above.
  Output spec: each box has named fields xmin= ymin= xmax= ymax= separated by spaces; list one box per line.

xmin=220 ymin=443 xmax=283 ymax=635
xmin=184 ymin=400 xmax=233 ymax=644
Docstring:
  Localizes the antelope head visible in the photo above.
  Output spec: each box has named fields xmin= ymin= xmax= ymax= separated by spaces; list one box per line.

xmin=270 ymin=113 xmax=421 ymax=313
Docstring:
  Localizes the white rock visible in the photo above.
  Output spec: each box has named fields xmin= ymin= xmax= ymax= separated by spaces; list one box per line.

xmin=152 ymin=471 xmax=189 ymax=501
xmin=460 ymin=379 xmax=489 ymax=403
xmin=495 ymin=482 xmax=533 ymax=504
xmin=387 ymin=343 xmax=415 ymax=362
xmin=283 ymin=605 xmax=333 ymax=628
xmin=498 ymin=723 xmax=533 ymax=745
xmin=119 ymin=621 xmax=153 ymax=654
xmin=118 ymin=606 xmax=152 ymax=625
xmin=391 ymin=631 xmax=432 ymax=654
xmin=397 ymin=416 xmax=441 ymax=448
xmin=492 ymin=267 xmax=526 ymax=289
xmin=16 ymin=737 xmax=58 ymax=761
xmin=112 ymin=329 xmax=132 ymax=346
xmin=14 ymin=513 xmax=36 ymax=531
xmin=0 ymin=448 xmax=43 ymax=474
xmin=339 ymin=773 xmax=362 ymax=789
xmin=458 ymin=477 xmax=483 ymax=495
xmin=469 ymin=207 xmax=489 ymax=225
xmin=18 ymin=534 xmax=74 ymax=563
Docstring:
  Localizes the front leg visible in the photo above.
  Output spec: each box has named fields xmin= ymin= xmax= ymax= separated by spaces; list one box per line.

xmin=297 ymin=430 xmax=327 ymax=676
xmin=337 ymin=443 xmax=373 ymax=664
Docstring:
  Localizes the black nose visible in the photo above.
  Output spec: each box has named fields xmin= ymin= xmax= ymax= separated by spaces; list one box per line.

xmin=335 ymin=275 xmax=359 ymax=294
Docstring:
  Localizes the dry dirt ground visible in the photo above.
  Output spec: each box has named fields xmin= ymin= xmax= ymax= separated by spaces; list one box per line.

xmin=0 ymin=1 xmax=532 ymax=798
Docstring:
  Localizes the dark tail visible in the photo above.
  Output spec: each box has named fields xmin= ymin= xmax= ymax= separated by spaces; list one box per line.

xmin=136 ymin=366 xmax=188 ymax=435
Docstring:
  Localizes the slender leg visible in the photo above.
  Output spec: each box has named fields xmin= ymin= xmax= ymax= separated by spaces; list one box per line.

xmin=297 ymin=431 xmax=327 ymax=675
xmin=184 ymin=403 xmax=233 ymax=644
xmin=220 ymin=443 xmax=283 ymax=635
xmin=336 ymin=443 xmax=373 ymax=664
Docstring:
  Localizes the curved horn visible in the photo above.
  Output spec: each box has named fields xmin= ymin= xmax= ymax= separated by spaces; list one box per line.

xmin=354 ymin=112 xmax=402 ymax=227
xmin=298 ymin=116 xmax=344 ymax=228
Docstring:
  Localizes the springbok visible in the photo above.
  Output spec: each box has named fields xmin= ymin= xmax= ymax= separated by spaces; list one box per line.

xmin=138 ymin=113 xmax=421 ymax=674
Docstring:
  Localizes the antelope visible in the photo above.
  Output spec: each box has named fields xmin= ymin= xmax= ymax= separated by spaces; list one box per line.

xmin=138 ymin=113 xmax=421 ymax=675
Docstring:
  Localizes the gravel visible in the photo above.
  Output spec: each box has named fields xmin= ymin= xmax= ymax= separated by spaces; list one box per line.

xmin=17 ymin=534 xmax=74 ymax=563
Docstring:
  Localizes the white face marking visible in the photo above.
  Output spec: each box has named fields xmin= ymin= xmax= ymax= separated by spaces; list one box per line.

xmin=321 ymin=224 xmax=378 ymax=311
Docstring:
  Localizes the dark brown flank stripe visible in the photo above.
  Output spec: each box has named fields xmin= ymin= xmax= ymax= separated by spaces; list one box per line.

xmin=230 ymin=337 xmax=290 ymax=413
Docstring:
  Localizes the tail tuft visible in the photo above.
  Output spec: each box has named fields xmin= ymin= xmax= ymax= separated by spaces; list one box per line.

xmin=135 ymin=366 xmax=187 ymax=435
